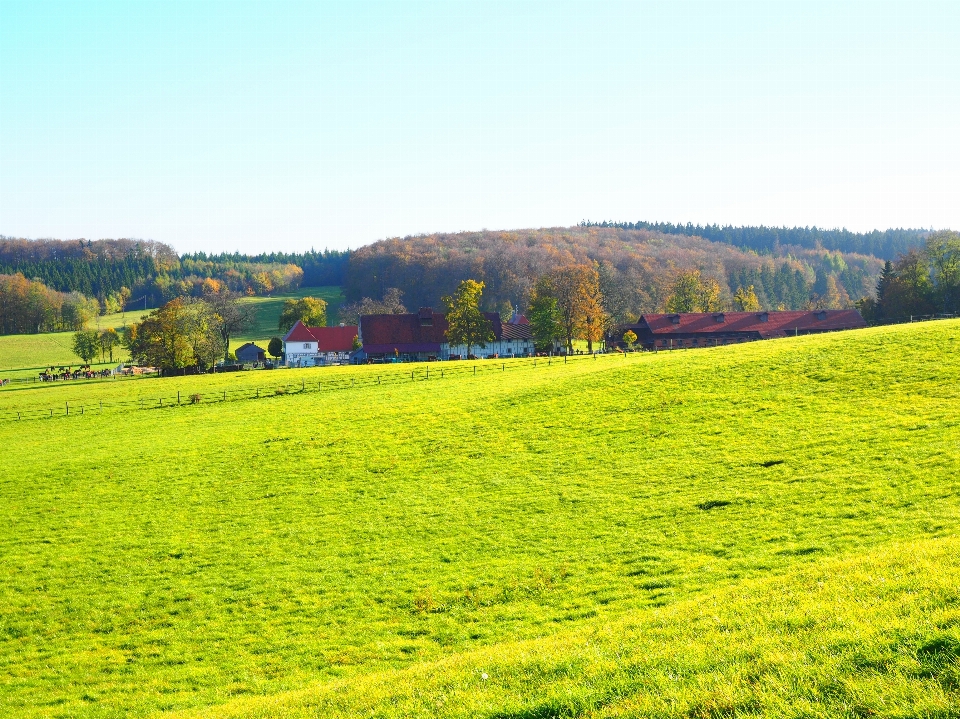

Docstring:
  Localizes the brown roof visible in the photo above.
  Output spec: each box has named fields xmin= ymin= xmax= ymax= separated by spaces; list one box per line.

xmin=639 ymin=310 xmax=866 ymax=337
xmin=501 ymin=322 xmax=533 ymax=340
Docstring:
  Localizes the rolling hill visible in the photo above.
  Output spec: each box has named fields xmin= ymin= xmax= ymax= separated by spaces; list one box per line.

xmin=0 ymin=321 xmax=958 ymax=717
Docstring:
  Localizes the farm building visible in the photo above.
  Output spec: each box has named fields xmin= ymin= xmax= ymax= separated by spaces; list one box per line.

xmin=607 ymin=309 xmax=867 ymax=350
xmin=355 ymin=308 xmax=534 ymax=362
xmin=282 ymin=322 xmax=358 ymax=367
xmin=234 ymin=342 xmax=266 ymax=363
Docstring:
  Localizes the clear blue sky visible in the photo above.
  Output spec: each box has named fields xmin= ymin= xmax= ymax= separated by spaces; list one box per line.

xmin=1 ymin=1 xmax=958 ymax=253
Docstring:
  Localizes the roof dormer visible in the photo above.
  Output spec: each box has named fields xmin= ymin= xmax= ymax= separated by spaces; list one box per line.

xmin=669 ymin=314 xmax=681 ymax=325
xmin=418 ymin=307 xmax=434 ymax=326
xmin=713 ymin=312 xmax=725 ymax=323
xmin=758 ymin=311 xmax=769 ymax=322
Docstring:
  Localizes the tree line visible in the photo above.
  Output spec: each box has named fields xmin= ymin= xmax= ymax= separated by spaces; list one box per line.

xmin=580 ymin=221 xmax=929 ymax=261
xmin=856 ymin=231 xmax=960 ymax=322
xmin=0 ymin=273 xmax=99 ymax=334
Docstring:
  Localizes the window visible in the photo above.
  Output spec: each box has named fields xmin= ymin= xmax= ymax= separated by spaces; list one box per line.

xmin=303 ymin=343 xmax=311 ymax=349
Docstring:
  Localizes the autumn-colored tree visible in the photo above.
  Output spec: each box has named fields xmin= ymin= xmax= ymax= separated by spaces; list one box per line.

xmin=622 ymin=329 xmax=638 ymax=349
xmin=278 ymin=297 xmax=328 ymax=333
xmin=125 ymin=298 xmax=222 ymax=369
xmin=550 ymin=264 xmax=608 ymax=353
xmin=665 ymin=270 xmax=725 ymax=313
xmin=351 ymin=334 xmax=362 ymax=351
xmin=442 ymin=279 xmax=494 ymax=358
xmin=733 ymin=285 xmax=761 ymax=312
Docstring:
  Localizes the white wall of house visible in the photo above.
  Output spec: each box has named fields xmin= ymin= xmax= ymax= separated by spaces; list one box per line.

xmin=285 ymin=341 xmax=316 ymax=367
xmin=444 ymin=338 xmax=533 ymax=358
xmin=285 ymin=342 xmax=352 ymax=366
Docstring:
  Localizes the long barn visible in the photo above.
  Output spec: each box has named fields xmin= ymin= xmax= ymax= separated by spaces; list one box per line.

xmin=608 ymin=309 xmax=867 ymax=350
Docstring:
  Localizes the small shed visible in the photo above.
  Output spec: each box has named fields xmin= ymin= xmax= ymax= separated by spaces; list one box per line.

xmin=235 ymin=342 xmax=266 ymax=363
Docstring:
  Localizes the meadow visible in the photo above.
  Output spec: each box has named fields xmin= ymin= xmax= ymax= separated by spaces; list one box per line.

xmin=0 ymin=321 xmax=958 ymax=717
xmin=0 ymin=286 xmax=343 ymax=379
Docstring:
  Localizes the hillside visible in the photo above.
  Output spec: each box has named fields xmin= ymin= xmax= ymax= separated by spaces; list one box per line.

xmin=343 ymin=226 xmax=883 ymax=318
xmin=0 ymin=321 xmax=958 ymax=716
xmin=0 ymin=286 xmax=342 ymax=378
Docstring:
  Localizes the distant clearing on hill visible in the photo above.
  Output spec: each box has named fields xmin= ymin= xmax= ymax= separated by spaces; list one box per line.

xmin=0 ymin=321 xmax=958 ymax=717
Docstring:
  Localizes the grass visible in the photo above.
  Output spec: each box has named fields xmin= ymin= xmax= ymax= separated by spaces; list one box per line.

xmin=0 ymin=320 xmax=958 ymax=717
xmin=0 ymin=286 xmax=343 ymax=378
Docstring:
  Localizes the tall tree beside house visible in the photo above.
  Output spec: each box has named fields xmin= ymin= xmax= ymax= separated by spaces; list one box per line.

xmin=528 ymin=276 xmax=563 ymax=352
xmin=442 ymin=279 xmax=494 ymax=358
xmin=72 ymin=330 xmax=100 ymax=363
xmin=205 ymin=288 xmax=255 ymax=361
xmin=268 ymin=337 xmax=284 ymax=359
xmin=278 ymin=297 xmax=327 ymax=333
xmin=665 ymin=270 xmax=725 ymax=313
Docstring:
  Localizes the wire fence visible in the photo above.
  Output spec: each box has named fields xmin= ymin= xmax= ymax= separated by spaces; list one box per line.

xmin=0 ymin=351 xmax=641 ymax=423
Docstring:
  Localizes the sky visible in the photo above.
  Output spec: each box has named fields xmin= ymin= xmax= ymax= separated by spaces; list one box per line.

xmin=1 ymin=1 xmax=959 ymax=254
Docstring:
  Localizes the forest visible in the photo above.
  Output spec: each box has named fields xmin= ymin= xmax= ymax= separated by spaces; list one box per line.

xmin=342 ymin=226 xmax=881 ymax=323
xmin=581 ymin=221 xmax=929 ymax=260
xmin=0 ymin=238 xmax=348 ymax=318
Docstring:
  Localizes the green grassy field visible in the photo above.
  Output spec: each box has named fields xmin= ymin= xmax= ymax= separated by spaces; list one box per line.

xmin=0 ymin=286 xmax=343 ymax=379
xmin=1 ymin=321 xmax=958 ymax=717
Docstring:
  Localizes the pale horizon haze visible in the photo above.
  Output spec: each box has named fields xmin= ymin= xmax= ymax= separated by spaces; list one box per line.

xmin=1 ymin=0 xmax=958 ymax=254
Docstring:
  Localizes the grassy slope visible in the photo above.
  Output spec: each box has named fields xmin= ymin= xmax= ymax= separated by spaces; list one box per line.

xmin=0 ymin=287 xmax=343 ymax=378
xmin=0 ymin=322 xmax=958 ymax=717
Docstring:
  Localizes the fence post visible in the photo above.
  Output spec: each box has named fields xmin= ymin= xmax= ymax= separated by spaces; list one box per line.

xmin=426 ymin=368 xmax=429 ymax=379
xmin=474 ymin=366 xmax=477 ymax=376
xmin=66 ymin=402 xmax=69 ymax=415
xmin=178 ymin=391 xmax=180 ymax=404
xmin=564 ymin=355 xmax=567 ymax=364
xmin=378 ymin=376 xmax=381 ymax=385
xmin=302 ymin=379 xmax=305 ymax=391
xmin=257 ymin=388 xmax=259 ymax=398
xmin=502 ymin=363 xmax=505 ymax=372
xmin=352 ymin=378 xmax=355 ymax=386
xmin=160 ymin=398 xmax=162 ymax=407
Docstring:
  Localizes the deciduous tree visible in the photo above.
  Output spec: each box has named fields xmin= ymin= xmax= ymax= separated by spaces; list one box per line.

xmin=442 ymin=280 xmax=494 ymax=358
xmin=278 ymin=297 xmax=327 ymax=333
xmin=72 ymin=330 xmax=99 ymax=363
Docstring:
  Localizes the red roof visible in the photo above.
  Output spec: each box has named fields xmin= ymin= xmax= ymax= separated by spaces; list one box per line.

xmin=283 ymin=321 xmax=318 ymax=342
xmin=359 ymin=308 xmax=503 ymax=349
xmin=639 ymin=310 xmax=866 ymax=337
xmin=283 ymin=321 xmax=358 ymax=351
